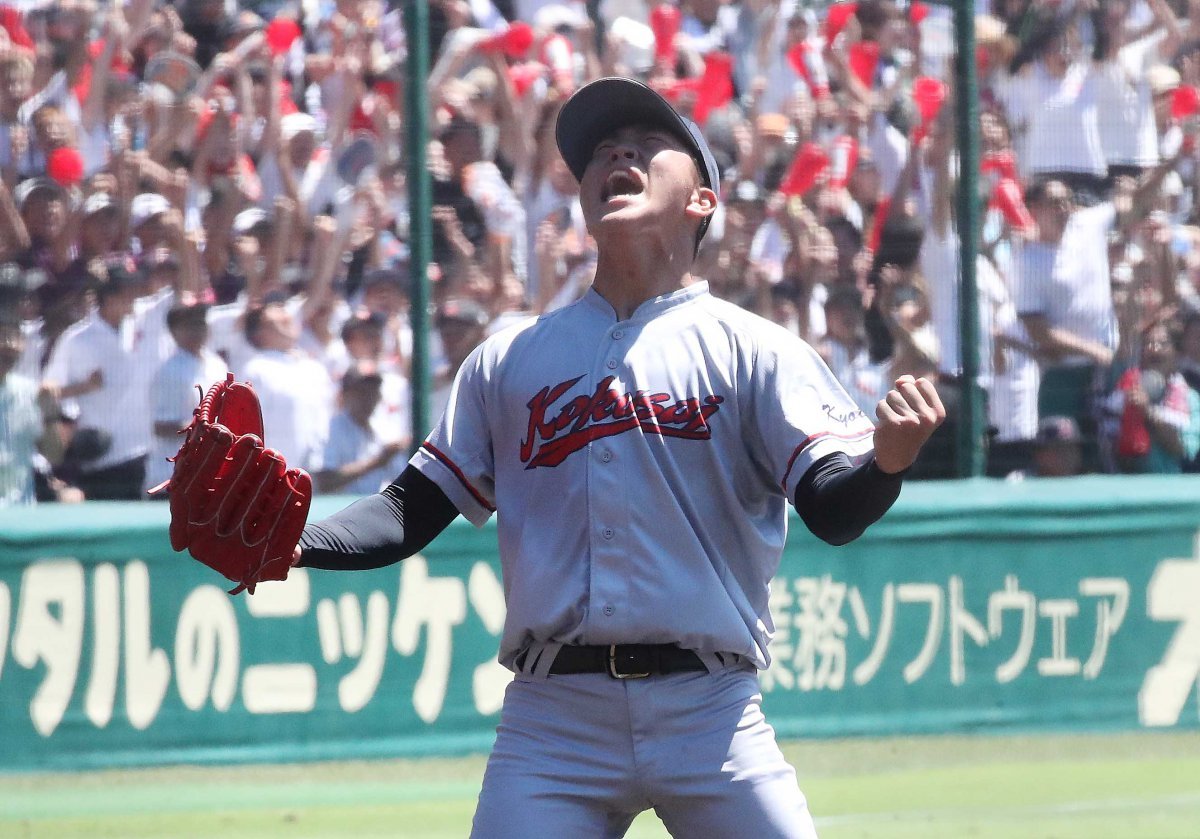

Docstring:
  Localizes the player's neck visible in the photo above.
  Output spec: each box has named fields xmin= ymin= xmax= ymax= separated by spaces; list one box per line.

xmin=592 ymin=241 xmax=692 ymax=321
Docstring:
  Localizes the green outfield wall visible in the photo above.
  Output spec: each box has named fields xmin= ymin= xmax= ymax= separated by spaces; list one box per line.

xmin=2 ymin=476 xmax=1200 ymax=773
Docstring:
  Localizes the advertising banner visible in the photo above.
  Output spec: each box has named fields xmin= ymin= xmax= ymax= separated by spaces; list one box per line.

xmin=2 ymin=477 xmax=1199 ymax=772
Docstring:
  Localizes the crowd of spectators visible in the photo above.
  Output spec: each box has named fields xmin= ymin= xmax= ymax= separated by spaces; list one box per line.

xmin=4 ymin=0 xmax=1200 ymax=505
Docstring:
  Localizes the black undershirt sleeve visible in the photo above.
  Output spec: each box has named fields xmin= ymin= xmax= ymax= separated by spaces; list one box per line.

xmin=793 ymin=452 xmax=906 ymax=546
xmin=298 ymin=454 xmax=898 ymax=566
xmin=296 ymin=466 xmax=461 ymax=570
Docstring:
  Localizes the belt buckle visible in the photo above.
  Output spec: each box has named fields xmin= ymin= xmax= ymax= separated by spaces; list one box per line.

xmin=607 ymin=644 xmax=651 ymax=679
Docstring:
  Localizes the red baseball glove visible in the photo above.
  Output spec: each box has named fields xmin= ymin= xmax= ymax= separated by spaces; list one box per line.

xmin=150 ymin=373 xmax=312 ymax=594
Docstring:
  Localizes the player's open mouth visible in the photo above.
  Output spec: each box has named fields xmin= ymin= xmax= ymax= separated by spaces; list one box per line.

xmin=601 ymin=170 xmax=644 ymax=201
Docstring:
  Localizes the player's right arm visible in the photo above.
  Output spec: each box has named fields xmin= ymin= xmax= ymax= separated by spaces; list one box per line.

xmin=294 ymin=466 xmax=460 ymax=570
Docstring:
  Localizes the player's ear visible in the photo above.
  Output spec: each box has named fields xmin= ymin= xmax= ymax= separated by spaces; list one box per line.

xmin=685 ymin=186 xmax=717 ymax=224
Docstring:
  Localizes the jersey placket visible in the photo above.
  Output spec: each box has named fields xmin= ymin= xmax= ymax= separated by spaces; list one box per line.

xmin=586 ymin=322 xmax=634 ymax=637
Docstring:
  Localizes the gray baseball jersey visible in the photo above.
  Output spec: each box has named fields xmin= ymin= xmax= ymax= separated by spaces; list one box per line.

xmin=410 ymin=282 xmax=875 ymax=674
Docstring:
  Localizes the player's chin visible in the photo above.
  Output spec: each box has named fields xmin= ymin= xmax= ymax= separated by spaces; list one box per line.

xmin=589 ymin=207 xmax=648 ymax=235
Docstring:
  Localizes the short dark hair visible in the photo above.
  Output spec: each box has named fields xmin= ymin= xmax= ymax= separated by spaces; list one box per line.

xmin=243 ymin=301 xmax=286 ymax=347
xmin=855 ymin=0 xmax=894 ymax=32
xmin=1024 ymin=178 xmax=1071 ymax=207
xmin=340 ymin=311 xmax=386 ymax=341
xmin=342 ymin=363 xmax=383 ymax=390
xmin=167 ymin=303 xmax=208 ymax=331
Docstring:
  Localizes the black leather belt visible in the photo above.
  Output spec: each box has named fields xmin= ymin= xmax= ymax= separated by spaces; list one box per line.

xmin=549 ymin=644 xmax=707 ymax=679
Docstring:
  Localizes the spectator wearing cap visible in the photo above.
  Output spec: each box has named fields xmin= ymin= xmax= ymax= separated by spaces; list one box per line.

xmin=241 ymin=299 xmax=334 ymax=471
xmin=41 ymin=260 xmax=154 ymax=500
xmin=129 ymin=193 xmax=172 ymax=253
xmin=259 ymin=109 xmax=338 ymax=221
xmin=229 ymin=204 xmax=289 ymax=300
xmin=1023 ymin=414 xmax=1085 ymax=478
xmin=59 ymin=193 xmax=122 ymax=287
xmin=1 ymin=177 xmax=70 ymax=276
xmin=146 ymin=300 xmax=227 ymax=494
xmin=79 ymin=192 xmax=122 ymax=254
xmin=313 ymin=361 xmax=407 ymax=496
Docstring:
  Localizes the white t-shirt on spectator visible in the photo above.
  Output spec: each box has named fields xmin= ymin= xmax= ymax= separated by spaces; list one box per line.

xmin=146 ymin=346 xmax=229 ymax=491
xmin=997 ymin=61 xmax=1106 ymax=177
xmin=312 ymin=411 xmax=406 ymax=496
xmin=1012 ymin=203 xmax=1120 ymax=366
xmin=242 ymin=348 xmax=334 ymax=471
xmin=43 ymin=312 xmax=153 ymax=471
xmin=1093 ymin=32 xmax=1164 ymax=168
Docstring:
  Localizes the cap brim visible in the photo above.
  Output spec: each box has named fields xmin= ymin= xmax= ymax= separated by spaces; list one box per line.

xmin=555 ymin=77 xmax=719 ymax=192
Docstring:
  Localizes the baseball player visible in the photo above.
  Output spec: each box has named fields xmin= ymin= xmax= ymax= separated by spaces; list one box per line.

xmin=295 ymin=77 xmax=944 ymax=838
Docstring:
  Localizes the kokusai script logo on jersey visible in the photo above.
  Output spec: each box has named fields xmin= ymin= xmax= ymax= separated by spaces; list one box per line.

xmin=520 ymin=374 xmax=726 ymax=469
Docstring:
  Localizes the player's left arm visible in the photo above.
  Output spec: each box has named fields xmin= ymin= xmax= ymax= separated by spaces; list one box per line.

xmin=794 ymin=375 xmax=945 ymax=545
xmin=871 ymin=374 xmax=946 ymax=475
xmin=296 ymin=466 xmax=461 ymax=570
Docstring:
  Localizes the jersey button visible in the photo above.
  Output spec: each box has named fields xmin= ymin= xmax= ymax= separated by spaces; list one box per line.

xmin=606 ymin=359 xmax=617 ymax=370
xmin=602 ymin=528 xmax=614 ymax=540
xmin=599 ymin=450 xmax=612 ymax=462
xmin=612 ymin=330 xmax=624 ymax=340
xmin=603 ymin=604 xmax=615 ymax=616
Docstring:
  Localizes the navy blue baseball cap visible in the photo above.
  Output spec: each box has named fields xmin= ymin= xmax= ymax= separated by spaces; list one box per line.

xmin=555 ymin=77 xmax=721 ymax=240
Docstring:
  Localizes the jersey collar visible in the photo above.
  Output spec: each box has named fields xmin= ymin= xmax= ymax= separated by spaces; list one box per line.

xmin=583 ymin=281 xmax=710 ymax=324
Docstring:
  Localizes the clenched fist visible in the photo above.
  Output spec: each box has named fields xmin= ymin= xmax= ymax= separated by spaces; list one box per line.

xmin=873 ymin=375 xmax=946 ymax=474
